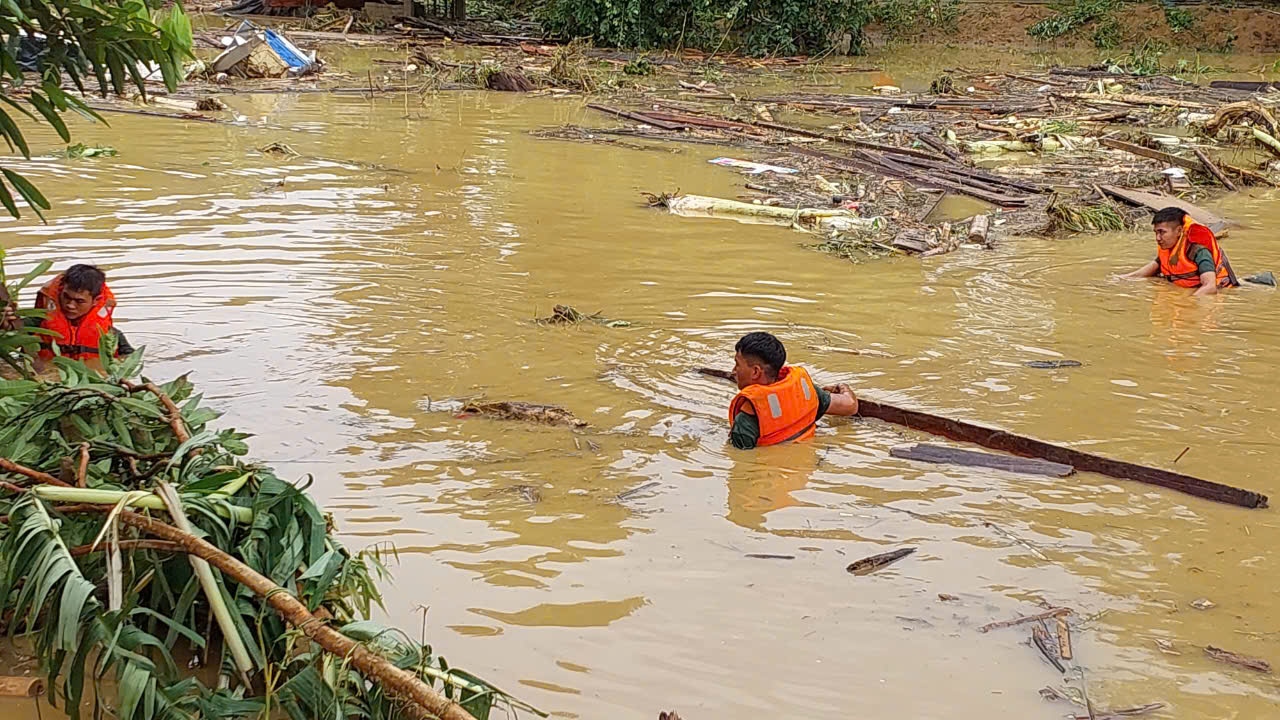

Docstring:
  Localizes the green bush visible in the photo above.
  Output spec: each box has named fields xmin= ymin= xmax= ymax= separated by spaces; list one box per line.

xmin=1027 ymin=0 xmax=1121 ymax=41
xmin=540 ymin=0 xmax=872 ymax=56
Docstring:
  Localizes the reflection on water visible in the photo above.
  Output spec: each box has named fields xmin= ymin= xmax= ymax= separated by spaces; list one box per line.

xmin=2 ymin=48 xmax=1280 ymax=720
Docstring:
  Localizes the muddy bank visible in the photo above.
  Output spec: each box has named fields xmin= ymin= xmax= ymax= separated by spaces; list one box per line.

xmin=871 ymin=1 xmax=1280 ymax=53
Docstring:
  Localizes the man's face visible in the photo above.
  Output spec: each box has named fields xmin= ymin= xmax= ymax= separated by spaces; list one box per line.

xmin=733 ymin=351 xmax=765 ymax=390
xmin=1153 ymin=221 xmax=1181 ymax=250
xmin=59 ymin=287 xmax=97 ymax=321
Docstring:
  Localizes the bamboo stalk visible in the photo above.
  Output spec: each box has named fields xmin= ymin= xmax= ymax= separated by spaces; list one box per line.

xmin=31 ymin=476 xmax=254 ymax=522
xmin=108 ymin=509 xmax=477 ymax=720
xmin=155 ymin=482 xmax=255 ymax=688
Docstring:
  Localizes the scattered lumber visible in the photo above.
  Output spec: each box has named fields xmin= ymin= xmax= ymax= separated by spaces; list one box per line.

xmin=586 ymin=103 xmax=685 ymax=131
xmin=979 ymin=607 xmax=1072 ymax=633
xmin=890 ymin=443 xmax=1074 ymax=478
xmin=1099 ymin=138 xmax=1277 ymax=188
xmin=1032 ymin=625 xmax=1066 ymax=673
xmin=1098 ymin=185 xmax=1230 ymax=236
xmin=1055 ymin=91 xmax=1213 ymax=110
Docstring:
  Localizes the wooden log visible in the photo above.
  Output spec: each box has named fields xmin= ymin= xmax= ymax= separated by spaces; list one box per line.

xmin=1192 ymin=148 xmax=1238 ymax=192
xmin=694 ymin=368 xmax=1268 ymax=508
xmin=1054 ymin=91 xmax=1213 ymax=110
xmin=1056 ymin=616 xmax=1073 ymax=660
xmin=888 ymin=155 xmax=1046 ymax=194
xmin=640 ymin=111 xmax=756 ymax=132
xmin=1205 ymin=646 xmax=1272 ymax=673
xmin=586 ymin=104 xmax=685 ymax=131
xmin=1209 ymin=80 xmax=1279 ymax=92
xmin=0 ymin=676 xmax=43 ymax=697
xmin=1098 ymin=184 xmax=1230 ymax=236
xmin=857 ymin=398 xmax=1267 ymax=508
xmin=967 ymin=214 xmax=991 ymax=243
xmin=976 ymin=121 xmax=1017 ymax=137
xmin=915 ymin=131 xmax=968 ymax=164
xmin=751 ymin=120 xmax=947 ymax=161
xmin=890 ymin=443 xmax=1073 ymax=477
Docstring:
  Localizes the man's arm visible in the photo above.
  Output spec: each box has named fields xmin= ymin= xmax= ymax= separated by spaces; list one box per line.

xmin=821 ymin=384 xmax=859 ymax=417
xmin=1193 ymin=270 xmax=1218 ymax=296
xmin=1122 ymin=261 xmax=1159 ymax=279
xmin=729 ymin=404 xmax=760 ymax=450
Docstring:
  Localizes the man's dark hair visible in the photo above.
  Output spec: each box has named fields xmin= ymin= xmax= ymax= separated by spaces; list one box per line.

xmin=736 ymin=331 xmax=786 ymax=377
xmin=1152 ymin=207 xmax=1187 ymax=226
xmin=63 ymin=264 xmax=106 ymax=297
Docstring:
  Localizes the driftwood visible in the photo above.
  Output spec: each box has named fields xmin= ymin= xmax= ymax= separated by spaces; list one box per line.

xmin=1205 ymin=646 xmax=1272 ymax=673
xmin=1191 ymin=148 xmax=1239 ymax=192
xmin=846 ymin=547 xmax=915 ymax=575
xmin=460 ymin=401 xmax=588 ymax=428
xmin=891 ymin=443 xmax=1074 ymax=478
xmin=1024 ymin=360 xmax=1082 ymax=369
xmin=1055 ymin=91 xmax=1212 ymax=110
xmin=1057 ymin=616 xmax=1073 ymax=660
xmin=858 ymin=398 xmax=1267 ymax=508
xmin=967 ymin=214 xmax=991 ymax=244
xmin=1032 ymin=625 xmax=1066 ymax=673
xmin=586 ymin=103 xmax=684 ymax=131
xmin=979 ymin=607 xmax=1072 ymax=633
xmin=695 ymin=367 xmax=1268 ymax=508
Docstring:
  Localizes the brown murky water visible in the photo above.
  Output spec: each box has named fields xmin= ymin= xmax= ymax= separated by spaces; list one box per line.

xmin=3 ymin=46 xmax=1280 ymax=720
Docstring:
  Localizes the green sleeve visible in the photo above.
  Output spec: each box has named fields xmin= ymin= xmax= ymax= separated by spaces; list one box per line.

xmin=1190 ymin=246 xmax=1216 ymax=277
xmin=730 ymin=409 xmax=760 ymax=450
xmin=815 ymin=387 xmax=831 ymax=422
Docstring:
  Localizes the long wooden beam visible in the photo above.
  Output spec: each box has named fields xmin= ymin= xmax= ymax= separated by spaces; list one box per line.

xmin=856 ymin=399 xmax=1266 ymax=509
xmin=696 ymin=368 xmax=1267 ymax=508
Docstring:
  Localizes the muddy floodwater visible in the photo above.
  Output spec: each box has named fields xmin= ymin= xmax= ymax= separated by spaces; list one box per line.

xmin=3 ymin=47 xmax=1280 ymax=720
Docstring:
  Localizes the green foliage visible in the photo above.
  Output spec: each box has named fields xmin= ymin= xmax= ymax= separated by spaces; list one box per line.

xmin=1027 ymin=0 xmax=1121 ymax=42
xmin=60 ymin=143 xmax=118 ymax=158
xmin=1106 ymin=38 xmax=1167 ymax=74
xmin=0 ymin=253 xmax=540 ymax=720
xmin=1091 ymin=15 xmax=1122 ymax=49
xmin=540 ymin=0 xmax=872 ymax=57
xmin=870 ymin=0 xmax=960 ymax=40
xmin=622 ymin=55 xmax=655 ymax=75
xmin=0 ymin=0 xmax=193 ymax=220
xmin=1163 ymin=3 xmax=1194 ymax=32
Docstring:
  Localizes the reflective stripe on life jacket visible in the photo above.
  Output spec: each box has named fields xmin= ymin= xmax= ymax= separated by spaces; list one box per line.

xmin=1157 ymin=215 xmax=1234 ymax=289
xmin=35 ymin=274 xmax=117 ymax=361
xmin=728 ymin=366 xmax=820 ymax=447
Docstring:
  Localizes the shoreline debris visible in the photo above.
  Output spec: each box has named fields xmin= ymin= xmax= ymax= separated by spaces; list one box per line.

xmin=536 ymin=304 xmax=630 ymax=327
xmin=1032 ymin=624 xmax=1066 ymax=673
xmin=846 ymin=547 xmax=915 ymax=575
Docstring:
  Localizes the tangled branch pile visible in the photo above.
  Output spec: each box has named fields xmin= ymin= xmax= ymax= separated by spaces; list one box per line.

xmin=0 ymin=259 xmax=539 ymax=719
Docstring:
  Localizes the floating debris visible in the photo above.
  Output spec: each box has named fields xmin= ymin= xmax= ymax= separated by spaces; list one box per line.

xmin=1205 ymin=646 xmax=1272 ymax=673
xmin=536 ymin=304 xmax=630 ymax=327
xmin=460 ymin=400 xmax=589 ymax=428
xmin=845 ymin=547 xmax=915 ymax=576
xmin=1189 ymin=597 xmax=1216 ymax=610
xmin=1024 ymin=360 xmax=1084 ymax=369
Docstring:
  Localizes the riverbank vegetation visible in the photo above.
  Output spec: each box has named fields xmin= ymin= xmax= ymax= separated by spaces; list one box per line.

xmin=0 ymin=256 xmax=539 ymax=719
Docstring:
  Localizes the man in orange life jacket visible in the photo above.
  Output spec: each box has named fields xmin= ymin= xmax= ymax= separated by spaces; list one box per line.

xmin=0 ymin=264 xmax=134 ymax=362
xmin=1122 ymin=206 xmax=1238 ymax=296
xmin=728 ymin=332 xmax=860 ymax=450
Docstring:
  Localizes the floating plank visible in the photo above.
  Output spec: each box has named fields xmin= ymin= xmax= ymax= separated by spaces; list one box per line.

xmin=1209 ymin=80 xmax=1280 ymax=92
xmin=859 ymin=399 xmax=1267 ymax=508
xmin=890 ymin=443 xmax=1074 ymax=477
xmin=1098 ymin=184 xmax=1230 ymax=236
xmin=695 ymin=368 xmax=1268 ymax=508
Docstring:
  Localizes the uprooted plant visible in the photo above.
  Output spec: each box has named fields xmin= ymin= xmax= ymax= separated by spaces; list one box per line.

xmin=0 ymin=257 xmax=543 ymax=720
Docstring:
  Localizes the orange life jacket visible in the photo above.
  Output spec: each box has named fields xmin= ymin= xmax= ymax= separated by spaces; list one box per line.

xmin=1157 ymin=215 xmax=1234 ymax=289
xmin=35 ymin=274 xmax=117 ymax=361
xmin=728 ymin=366 xmax=820 ymax=447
